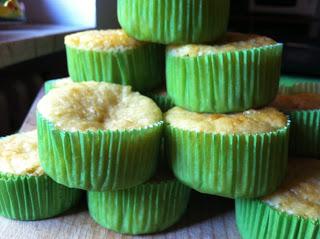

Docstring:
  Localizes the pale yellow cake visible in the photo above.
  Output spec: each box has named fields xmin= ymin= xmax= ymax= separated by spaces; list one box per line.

xmin=263 ymin=159 xmax=320 ymax=219
xmin=37 ymin=82 xmax=163 ymax=132
xmin=0 ymin=131 xmax=43 ymax=176
xmin=165 ymin=107 xmax=287 ymax=134
xmin=272 ymin=93 xmax=320 ymax=110
xmin=167 ymin=32 xmax=277 ymax=57
xmin=65 ymin=29 xmax=144 ymax=51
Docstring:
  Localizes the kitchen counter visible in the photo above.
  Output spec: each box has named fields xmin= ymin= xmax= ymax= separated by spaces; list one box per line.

xmin=0 ymin=24 xmax=88 ymax=69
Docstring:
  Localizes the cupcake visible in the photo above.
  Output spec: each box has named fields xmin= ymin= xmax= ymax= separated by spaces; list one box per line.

xmin=44 ymin=77 xmax=72 ymax=94
xmin=65 ymin=29 xmax=164 ymax=92
xmin=0 ymin=131 xmax=81 ymax=220
xmin=236 ymin=159 xmax=320 ymax=239
xmin=165 ymin=107 xmax=289 ymax=198
xmin=37 ymin=82 xmax=164 ymax=191
xmin=166 ymin=33 xmax=283 ymax=113
xmin=88 ymin=169 xmax=191 ymax=234
xmin=117 ymin=0 xmax=230 ymax=44
xmin=272 ymin=80 xmax=320 ymax=158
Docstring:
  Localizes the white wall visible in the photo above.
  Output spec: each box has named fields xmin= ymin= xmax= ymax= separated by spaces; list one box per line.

xmin=96 ymin=0 xmax=119 ymax=29
xmin=23 ymin=0 xmax=96 ymax=27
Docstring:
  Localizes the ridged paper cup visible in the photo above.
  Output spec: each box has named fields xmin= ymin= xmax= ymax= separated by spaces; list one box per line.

xmin=166 ymin=44 xmax=283 ymax=113
xmin=0 ymin=172 xmax=81 ymax=220
xmin=147 ymin=90 xmax=175 ymax=112
xmin=278 ymin=80 xmax=320 ymax=158
xmin=236 ymin=199 xmax=320 ymax=239
xmin=165 ymin=123 xmax=290 ymax=198
xmin=37 ymin=113 xmax=163 ymax=191
xmin=88 ymin=178 xmax=191 ymax=235
xmin=66 ymin=44 xmax=164 ymax=92
xmin=278 ymin=76 xmax=320 ymax=94
xmin=117 ymin=0 xmax=230 ymax=44
xmin=44 ymin=80 xmax=57 ymax=93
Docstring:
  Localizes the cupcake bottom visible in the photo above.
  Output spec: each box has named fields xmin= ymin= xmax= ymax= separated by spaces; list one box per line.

xmin=88 ymin=179 xmax=190 ymax=235
xmin=37 ymin=113 xmax=163 ymax=191
xmin=0 ymin=173 xmax=82 ymax=220
xmin=236 ymin=199 xmax=320 ymax=239
xmin=166 ymin=124 xmax=289 ymax=198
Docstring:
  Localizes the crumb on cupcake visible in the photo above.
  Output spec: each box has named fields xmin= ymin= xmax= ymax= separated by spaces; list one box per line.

xmin=263 ymin=159 xmax=320 ymax=219
xmin=65 ymin=29 xmax=144 ymax=51
xmin=0 ymin=130 xmax=43 ymax=176
xmin=37 ymin=82 xmax=163 ymax=131
xmin=167 ymin=32 xmax=277 ymax=57
xmin=165 ymin=107 xmax=287 ymax=134
xmin=272 ymin=93 xmax=320 ymax=111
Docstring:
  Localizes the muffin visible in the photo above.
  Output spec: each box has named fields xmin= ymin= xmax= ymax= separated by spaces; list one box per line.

xmin=166 ymin=33 xmax=283 ymax=113
xmin=65 ymin=29 xmax=164 ymax=92
xmin=0 ymin=131 xmax=81 ymax=220
xmin=118 ymin=0 xmax=230 ymax=44
xmin=37 ymin=82 xmax=163 ymax=191
xmin=165 ymin=107 xmax=289 ymax=198
xmin=44 ymin=77 xmax=72 ymax=93
xmin=272 ymin=80 xmax=320 ymax=157
xmin=236 ymin=159 xmax=320 ymax=239
xmin=88 ymin=169 xmax=191 ymax=234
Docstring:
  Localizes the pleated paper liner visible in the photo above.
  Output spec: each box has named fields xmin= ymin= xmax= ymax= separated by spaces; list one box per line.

xmin=288 ymin=110 xmax=320 ymax=158
xmin=278 ymin=80 xmax=320 ymax=157
xmin=166 ymin=44 xmax=283 ymax=113
xmin=147 ymin=90 xmax=175 ymax=112
xmin=165 ymin=122 xmax=290 ymax=198
xmin=0 ymin=172 xmax=82 ymax=220
xmin=278 ymin=75 xmax=320 ymax=94
xmin=37 ymin=112 xmax=164 ymax=191
xmin=44 ymin=79 xmax=56 ymax=93
xmin=88 ymin=178 xmax=191 ymax=235
xmin=118 ymin=0 xmax=230 ymax=44
xmin=235 ymin=199 xmax=320 ymax=239
xmin=66 ymin=43 xmax=164 ymax=93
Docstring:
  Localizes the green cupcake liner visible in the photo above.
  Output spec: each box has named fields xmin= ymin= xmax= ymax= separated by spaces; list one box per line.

xmin=166 ymin=44 xmax=283 ymax=113
xmin=165 ymin=123 xmax=289 ymax=198
xmin=278 ymin=80 xmax=320 ymax=158
xmin=288 ymin=110 xmax=320 ymax=158
xmin=118 ymin=0 xmax=230 ymax=44
xmin=147 ymin=91 xmax=175 ymax=112
xmin=236 ymin=199 xmax=320 ymax=239
xmin=66 ymin=44 xmax=164 ymax=92
xmin=0 ymin=173 xmax=81 ymax=220
xmin=88 ymin=178 xmax=191 ymax=235
xmin=279 ymin=77 xmax=320 ymax=94
xmin=44 ymin=79 xmax=57 ymax=93
xmin=37 ymin=113 xmax=163 ymax=191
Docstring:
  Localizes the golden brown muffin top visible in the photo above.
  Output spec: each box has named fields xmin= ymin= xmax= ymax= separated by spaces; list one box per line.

xmin=165 ymin=107 xmax=287 ymax=134
xmin=272 ymin=93 xmax=320 ymax=110
xmin=0 ymin=131 xmax=44 ymax=176
xmin=263 ymin=159 xmax=320 ymax=219
xmin=65 ymin=29 xmax=144 ymax=51
xmin=167 ymin=32 xmax=277 ymax=57
xmin=37 ymin=82 xmax=163 ymax=132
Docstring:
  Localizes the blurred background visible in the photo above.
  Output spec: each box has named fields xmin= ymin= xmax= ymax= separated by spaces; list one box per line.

xmin=0 ymin=0 xmax=319 ymax=135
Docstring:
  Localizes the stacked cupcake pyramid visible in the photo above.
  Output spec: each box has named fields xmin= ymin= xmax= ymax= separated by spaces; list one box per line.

xmin=0 ymin=0 xmax=319 ymax=237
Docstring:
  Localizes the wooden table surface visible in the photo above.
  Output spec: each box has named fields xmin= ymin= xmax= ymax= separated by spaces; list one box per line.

xmin=0 ymin=87 xmax=241 ymax=239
